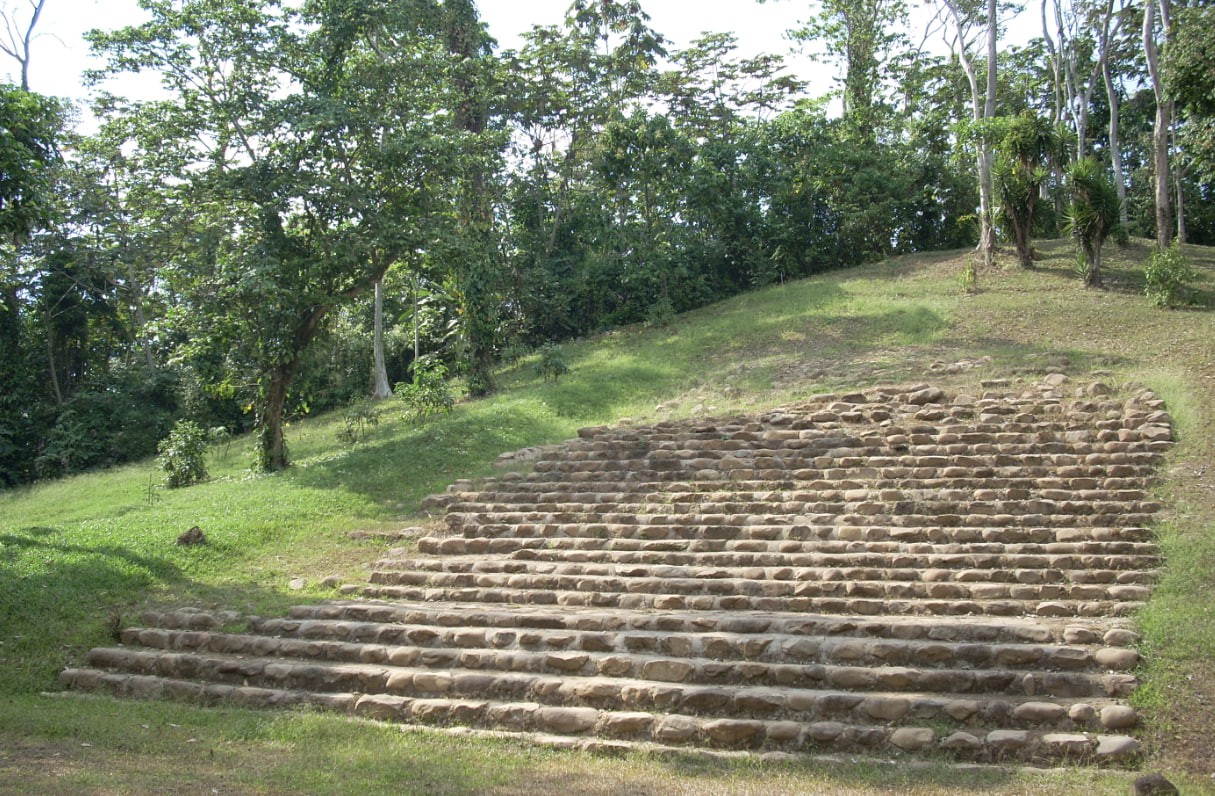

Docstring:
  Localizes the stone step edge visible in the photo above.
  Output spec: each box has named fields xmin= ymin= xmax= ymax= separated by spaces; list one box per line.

xmin=76 ymin=647 xmax=1141 ymax=730
xmin=57 ymin=669 xmax=1143 ymax=765
xmin=358 ymin=584 xmax=1146 ymax=619
xmin=272 ymin=601 xmax=1137 ymax=644
xmin=115 ymin=625 xmax=1141 ymax=692
xmin=371 ymin=558 xmax=1162 ymax=584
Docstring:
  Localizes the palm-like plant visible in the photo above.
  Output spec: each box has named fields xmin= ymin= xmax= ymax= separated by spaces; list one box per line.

xmin=995 ymin=112 xmax=1059 ymax=269
xmin=1066 ymin=157 xmax=1122 ymax=287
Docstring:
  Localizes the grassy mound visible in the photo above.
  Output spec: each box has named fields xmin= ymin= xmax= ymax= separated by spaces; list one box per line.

xmin=2 ymin=239 xmax=1212 ymax=794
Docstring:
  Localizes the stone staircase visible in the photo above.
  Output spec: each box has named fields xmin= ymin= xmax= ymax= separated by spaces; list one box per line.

xmin=61 ymin=379 xmax=1174 ymax=766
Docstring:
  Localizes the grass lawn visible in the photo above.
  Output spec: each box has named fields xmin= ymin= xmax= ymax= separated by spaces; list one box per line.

xmin=2 ymin=238 xmax=1213 ymax=794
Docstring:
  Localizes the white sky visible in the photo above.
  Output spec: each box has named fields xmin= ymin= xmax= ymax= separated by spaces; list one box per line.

xmin=7 ymin=0 xmax=1038 ymax=108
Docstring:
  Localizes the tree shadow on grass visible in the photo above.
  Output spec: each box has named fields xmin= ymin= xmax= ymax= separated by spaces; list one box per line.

xmin=0 ymin=529 xmax=312 ymax=695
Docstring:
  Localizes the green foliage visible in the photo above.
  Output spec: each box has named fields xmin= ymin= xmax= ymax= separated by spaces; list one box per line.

xmin=993 ymin=112 xmax=1059 ymax=268
xmin=533 ymin=343 xmax=570 ymax=382
xmin=1145 ymin=242 xmax=1197 ymax=308
xmin=1066 ymin=157 xmax=1123 ymax=286
xmin=156 ymin=419 xmax=209 ymax=489
xmin=336 ymin=401 xmax=382 ymax=446
xmin=34 ymin=367 xmax=179 ymax=479
xmin=0 ymin=84 xmax=63 ymax=242
xmin=396 ymin=356 xmax=455 ymax=420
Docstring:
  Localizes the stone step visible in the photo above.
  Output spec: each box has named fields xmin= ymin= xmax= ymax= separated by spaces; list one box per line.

xmin=358 ymin=583 xmax=1143 ymax=618
xmin=417 ymin=534 xmax=1161 ymax=559
xmin=118 ymin=622 xmax=1137 ymax=690
xmin=410 ymin=544 xmax=1160 ymax=573
xmin=445 ymin=518 xmax=1160 ymax=543
xmin=263 ymin=602 xmax=1135 ymax=648
xmin=363 ymin=567 xmax=1154 ymax=605
xmin=372 ymin=555 xmax=1160 ymax=585
xmin=71 ymin=646 xmax=1138 ymax=735
xmin=56 ymin=667 xmax=1144 ymax=764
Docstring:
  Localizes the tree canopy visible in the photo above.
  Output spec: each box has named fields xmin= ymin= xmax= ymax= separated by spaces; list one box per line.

xmin=0 ymin=0 xmax=1210 ymax=487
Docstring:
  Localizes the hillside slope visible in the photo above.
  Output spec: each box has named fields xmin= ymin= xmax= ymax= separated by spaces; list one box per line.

xmin=2 ymin=239 xmax=1213 ymax=794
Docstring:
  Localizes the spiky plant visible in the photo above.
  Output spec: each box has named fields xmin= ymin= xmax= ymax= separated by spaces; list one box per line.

xmin=1065 ymin=157 xmax=1122 ymax=287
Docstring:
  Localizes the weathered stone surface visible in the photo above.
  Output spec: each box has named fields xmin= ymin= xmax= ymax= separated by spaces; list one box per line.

xmin=703 ymin=719 xmax=764 ymax=745
xmin=889 ymin=727 xmax=934 ymax=751
xmin=1095 ymin=647 xmax=1140 ymax=670
xmin=1131 ymin=772 xmax=1180 ymax=795
xmin=862 ymin=696 xmax=909 ymax=722
xmin=940 ymin=731 xmax=983 ymax=752
xmin=1103 ymin=628 xmax=1141 ymax=647
xmin=61 ymin=384 xmax=1173 ymax=769
xmin=538 ymin=706 xmax=599 ymax=734
xmin=986 ymin=730 xmax=1030 ymax=751
xmin=807 ymin=721 xmax=847 ymax=742
xmin=653 ymin=715 xmax=698 ymax=743
xmin=1069 ymin=703 xmax=1097 ymax=723
xmin=1042 ymin=733 xmax=1095 ymax=755
xmin=944 ymin=700 xmax=980 ymax=721
xmin=1100 ymin=704 xmax=1139 ymax=730
xmin=1095 ymin=735 xmax=1141 ymax=760
xmin=642 ymin=659 xmax=696 ymax=683
xmin=1013 ymin=701 xmax=1067 ymax=723
xmin=599 ymin=711 xmax=654 ymax=738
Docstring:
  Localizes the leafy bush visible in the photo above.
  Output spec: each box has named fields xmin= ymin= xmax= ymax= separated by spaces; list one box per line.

xmin=534 ymin=343 xmax=570 ymax=382
xmin=1145 ymin=242 xmax=1197 ymax=308
xmin=396 ymin=355 xmax=454 ymax=419
xmin=336 ymin=401 xmax=381 ymax=446
xmin=156 ymin=419 xmax=209 ymax=488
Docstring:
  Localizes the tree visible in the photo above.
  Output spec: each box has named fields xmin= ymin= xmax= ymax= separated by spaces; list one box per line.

xmin=934 ymin=0 xmax=1003 ymax=273
xmin=1067 ymin=156 xmax=1121 ymax=286
xmin=1142 ymin=0 xmax=1173 ymax=248
xmin=88 ymin=0 xmax=478 ymax=471
xmin=995 ymin=111 xmax=1059 ymax=267
xmin=776 ymin=0 xmax=909 ymax=141
xmin=1168 ymin=3 xmax=1215 ymax=186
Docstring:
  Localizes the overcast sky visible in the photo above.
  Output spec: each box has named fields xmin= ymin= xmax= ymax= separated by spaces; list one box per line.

xmin=10 ymin=0 xmax=822 ymax=100
xmin=7 ymin=0 xmax=1037 ymax=108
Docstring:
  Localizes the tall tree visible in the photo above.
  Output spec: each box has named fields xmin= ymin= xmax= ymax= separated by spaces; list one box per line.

xmin=88 ymin=0 xmax=475 ymax=471
xmin=1142 ymin=0 xmax=1173 ymax=248
xmin=442 ymin=0 xmax=503 ymax=397
xmin=775 ymin=0 xmax=909 ymax=141
xmin=935 ymin=0 xmax=1002 ymax=271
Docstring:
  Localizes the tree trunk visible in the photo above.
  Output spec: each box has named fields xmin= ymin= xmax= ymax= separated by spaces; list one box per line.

xmin=371 ymin=276 xmax=392 ymax=399
xmin=1100 ymin=8 xmax=1129 ymax=226
xmin=1143 ymin=0 xmax=1173 ymax=249
xmin=979 ymin=0 xmax=998 ymax=266
xmin=445 ymin=0 xmax=498 ymax=397
xmin=257 ymin=363 xmax=293 ymax=472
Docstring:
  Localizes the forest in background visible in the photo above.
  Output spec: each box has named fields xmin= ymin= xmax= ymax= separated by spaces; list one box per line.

xmin=1 ymin=0 xmax=1212 ymax=485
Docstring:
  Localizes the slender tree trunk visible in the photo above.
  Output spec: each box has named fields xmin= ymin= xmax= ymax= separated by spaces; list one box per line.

xmin=1174 ymin=163 xmax=1187 ymax=244
xmin=125 ymin=257 xmax=156 ymax=369
xmin=1143 ymin=0 xmax=1173 ymax=248
xmin=978 ymin=0 xmax=997 ymax=266
xmin=371 ymin=276 xmax=392 ymax=399
xmin=1100 ymin=13 xmax=1129 ymax=226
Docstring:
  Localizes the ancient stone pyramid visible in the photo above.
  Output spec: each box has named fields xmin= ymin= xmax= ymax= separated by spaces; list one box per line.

xmin=62 ymin=379 xmax=1173 ymax=766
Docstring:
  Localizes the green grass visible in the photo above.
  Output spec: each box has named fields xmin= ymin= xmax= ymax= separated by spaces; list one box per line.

xmin=2 ymin=237 xmax=1214 ymax=794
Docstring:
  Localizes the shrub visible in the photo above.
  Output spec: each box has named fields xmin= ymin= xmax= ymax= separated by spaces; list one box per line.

xmin=396 ymin=355 xmax=454 ymax=420
xmin=336 ymin=401 xmax=381 ymax=446
xmin=1145 ymin=242 xmax=1197 ymax=308
xmin=534 ymin=343 xmax=570 ymax=382
xmin=157 ymin=420 xmax=209 ymax=489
